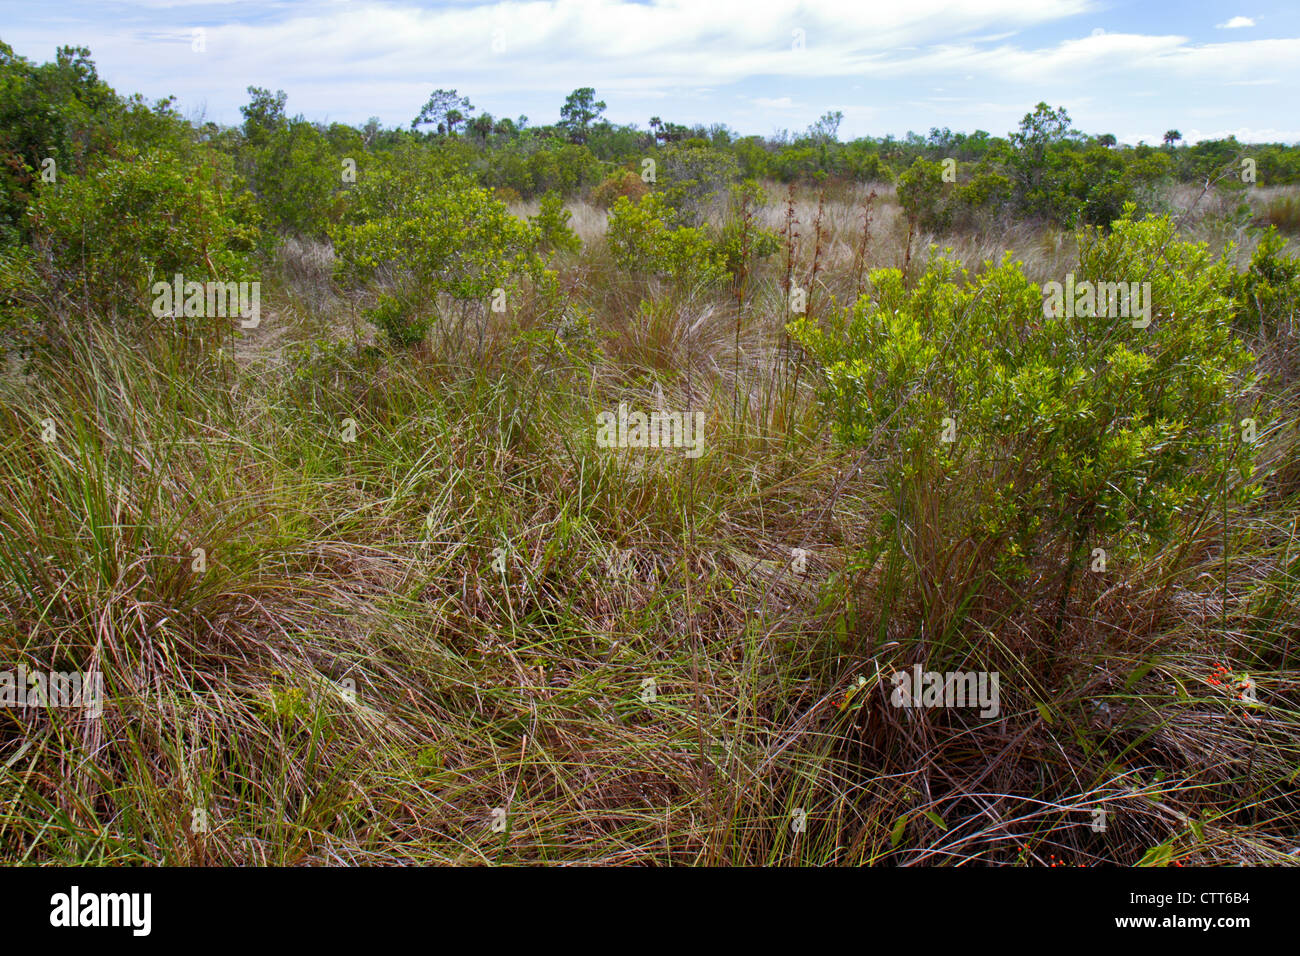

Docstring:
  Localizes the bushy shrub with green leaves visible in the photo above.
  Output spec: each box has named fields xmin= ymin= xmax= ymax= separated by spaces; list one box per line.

xmin=26 ymin=149 xmax=259 ymax=320
xmin=901 ymin=149 xmax=1138 ymax=233
xmin=241 ymin=116 xmax=352 ymax=238
xmin=842 ymin=149 xmax=895 ymax=184
xmin=589 ymin=168 xmax=648 ymax=209
xmin=529 ymin=190 xmax=581 ymax=255
xmin=0 ymin=43 xmax=196 ymax=243
xmin=897 ymin=157 xmax=951 ymax=232
xmin=718 ymin=180 xmax=781 ymax=281
xmin=606 ymin=193 xmax=726 ymax=285
xmin=510 ymin=304 xmax=601 ymax=373
xmin=330 ymin=148 xmax=552 ymax=349
xmin=949 ymin=166 xmax=1014 ymax=227
xmin=898 ymin=157 xmax=1017 ymax=232
xmin=718 ymin=221 xmax=780 ymax=278
xmin=499 ymin=142 xmax=602 ymax=198
xmin=652 ymin=143 xmax=740 ymax=227
xmin=0 ymin=242 xmax=44 ymax=354
xmin=330 ymin=154 xmax=546 ymax=301
xmin=363 ymin=293 xmax=428 ymax=349
xmin=1048 ymin=145 xmax=1171 ymax=227
xmin=792 ymin=210 xmax=1259 ymax=610
xmin=1231 ymin=227 xmax=1299 ymax=344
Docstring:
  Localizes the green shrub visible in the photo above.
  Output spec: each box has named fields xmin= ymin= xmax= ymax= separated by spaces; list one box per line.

xmin=606 ymin=193 xmax=726 ymax=284
xmin=237 ymin=87 xmax=355 ymax=239
xmin=510 ymin=304 xmax=600 ymax=373
xmin=897 ymin=157 xmax=951 ymax=232
xmin=792 ymin=210 xmax=1260 ymax=615
xmin=590 ymin=169 xmax=648 ymax=209
xmin=1231 ymin=227 xmax=1300 ymax=344
xmin=330 ymin=156 xmax=546 ymax=303
xmin=950 ymin=167 xmax=1014 ymax=226
xmin=529 ymin=190 xmax=581 ymax=255
xmin=718 ymin=222 xmax=780 ymax=278
xmin=0 ymin=242 xmax=44 ymax=355
xmin=0 ymin=43 xmax=196 ymax=242
xmin=240 ymin=115 xmax=349 ymax=238
xmin=364 ymin=293 xmax=428 ymax=349
xmin=26 ymin=149 xmax=259 ymax=321
xmin=719 ymin=181 xmax=781 ymax=280
xmin=520 ymin=143 xmax=603 ymax=198
xmin=652 ymin=143 xmax=740 ymax=227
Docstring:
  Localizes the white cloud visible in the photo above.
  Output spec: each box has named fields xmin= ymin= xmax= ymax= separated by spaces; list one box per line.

xmin=3 ymin=0 xmax=1297 ymax=142
xmin=6 ymin=0 xmax=1104 ymax=97
xmin=1216 ymin=16 xmax=1256 ymax=29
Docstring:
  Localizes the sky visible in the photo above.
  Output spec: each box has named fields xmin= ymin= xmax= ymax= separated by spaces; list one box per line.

xmin=3 ymin=0 xmax=1298 ymax=144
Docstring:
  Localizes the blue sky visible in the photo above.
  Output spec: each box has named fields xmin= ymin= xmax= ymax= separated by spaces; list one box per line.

xmin=4 ymin=0 xmax=1298 ymax=143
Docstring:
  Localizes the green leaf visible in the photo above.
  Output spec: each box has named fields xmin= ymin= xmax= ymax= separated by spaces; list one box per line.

xmin=890 ymin=814 xmax=908 ymax=848
xmin=1125 ymin=659 xmax=1156 ymax=692
xmin=1137 ymin=843 xmax=1174 ymax=867
xmin=922 ymin=810 xmax=948 ymax=831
